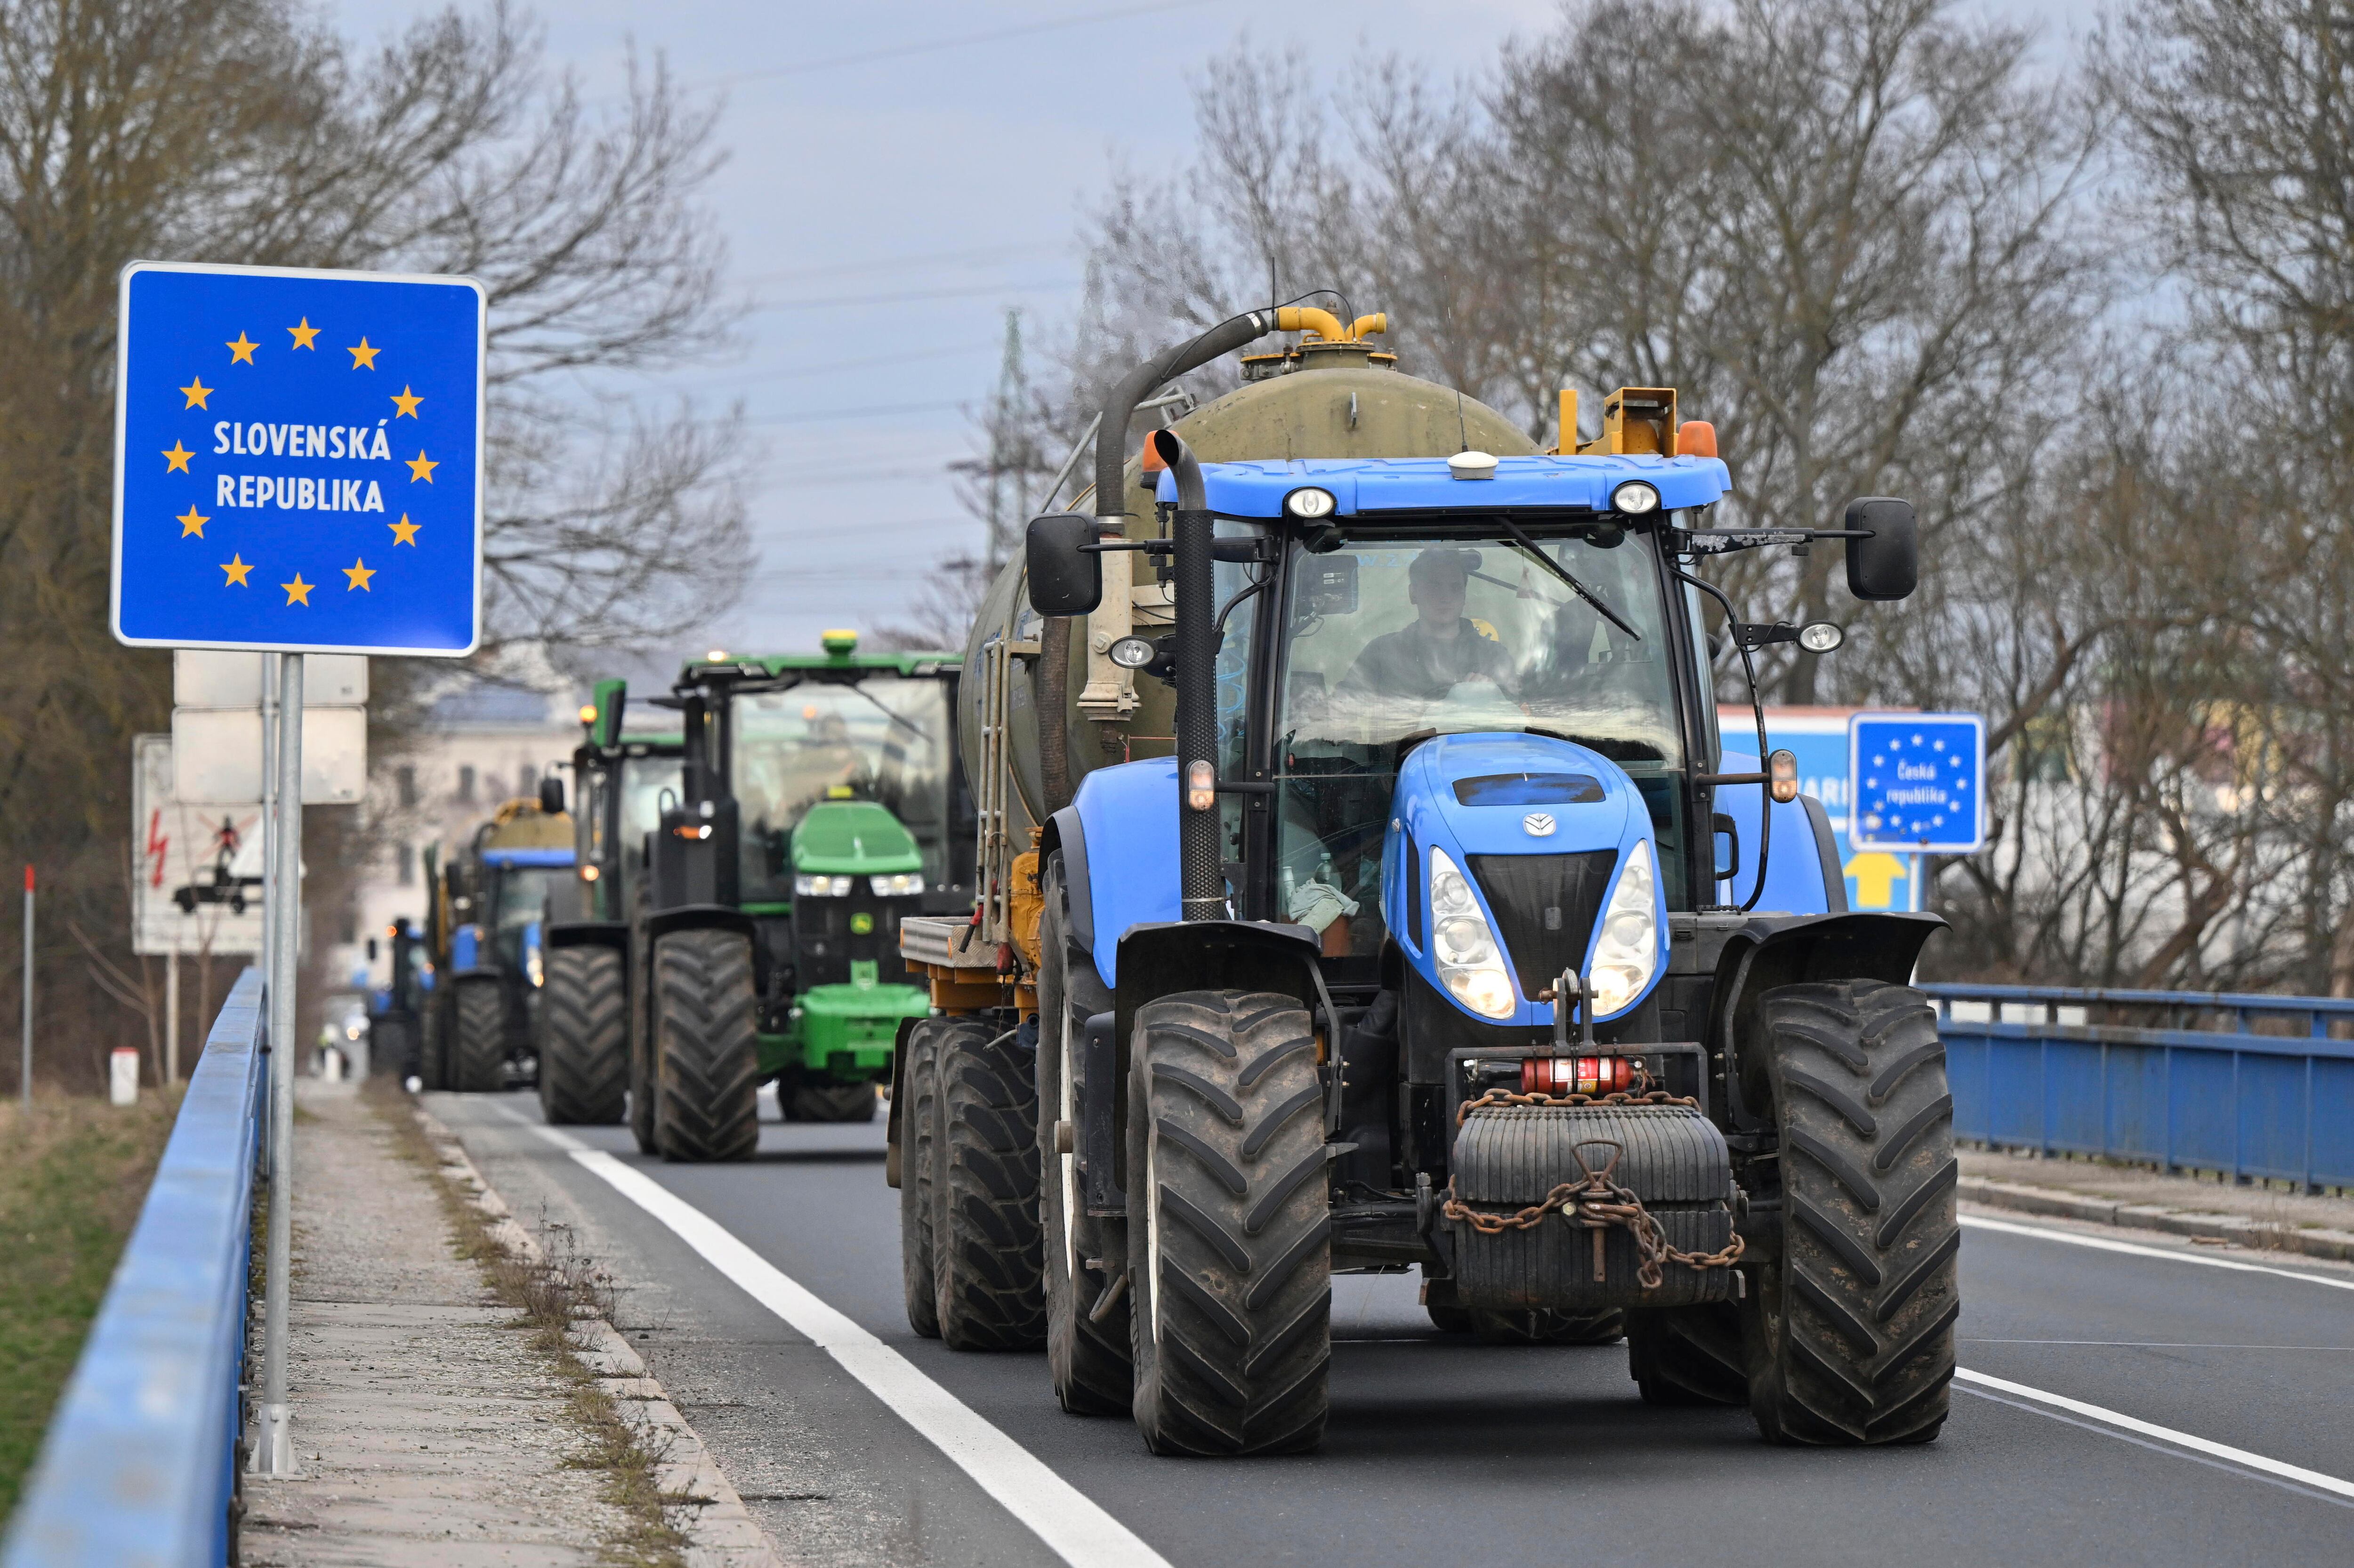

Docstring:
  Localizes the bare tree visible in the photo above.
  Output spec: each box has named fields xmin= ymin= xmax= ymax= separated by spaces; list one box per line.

xmin=0 ymin=0 xmax=745 ymax=1088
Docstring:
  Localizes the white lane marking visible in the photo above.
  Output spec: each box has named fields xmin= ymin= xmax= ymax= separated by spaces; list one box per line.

xmin=1961 ymin=1214 xmax=2354 ymax=1292
xmin=491 ymin=1108 xmax=1171 ymax=1568
xmin=1956 ymin=1368 xmax=2354 ymax=1502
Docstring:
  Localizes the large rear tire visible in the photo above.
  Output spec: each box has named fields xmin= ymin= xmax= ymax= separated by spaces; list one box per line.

xmin=899 ymin=1017 xmax=944 ymax=1337
xmin=451 ymin=977 xmax=507 ymax=1093
xmin=539 ymin=947 xmax=627 ymax=1125
xmin=1039 ymin=860 xmax=1130 ymax=1413
xmin=1748 ymin=980 xmax=1958 ymax=1446
xmin=930 ymin=1016 xmax=1045 ymax=1349
xmin=652 ymin=928 xmax=760 ymax=1163
xmin=1627 ymin=1303 xmax=1749 ymax=1405
xmin=1128 ymin=990 xmax=1330 ymax=1456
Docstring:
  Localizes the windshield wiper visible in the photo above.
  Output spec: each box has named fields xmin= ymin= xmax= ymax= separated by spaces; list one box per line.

xmin=841 ymin=680 xmax=931 ymax=741
xmin=1494 ymin=517 xmax=1642 ymax=642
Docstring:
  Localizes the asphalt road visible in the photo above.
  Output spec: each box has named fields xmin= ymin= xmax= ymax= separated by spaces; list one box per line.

xmin=428 ymin=1091 xmax=2354 ymax=1567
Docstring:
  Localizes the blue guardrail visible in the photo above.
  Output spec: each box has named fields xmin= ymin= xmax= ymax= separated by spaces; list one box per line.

xmin=4 ymin=968 xmax=266 ymax=1568
xmin=1926 ymin=981 xmax=2354 ymax=1191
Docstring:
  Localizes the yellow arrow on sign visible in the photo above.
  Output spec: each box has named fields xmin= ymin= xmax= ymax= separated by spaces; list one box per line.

xmin=1845 ymin=851 xmax=1910 ymax=909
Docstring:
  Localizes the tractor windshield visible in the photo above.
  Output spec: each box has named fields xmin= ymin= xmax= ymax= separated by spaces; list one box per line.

xmin=730 ymin=675 xmax=952 ymax=904
xmin=1271 ymin=525 xmax=1691 ymax=943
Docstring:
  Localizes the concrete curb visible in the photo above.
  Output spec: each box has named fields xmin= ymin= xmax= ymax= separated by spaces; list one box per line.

xmin=1960 ymin=1175 xmax=2354 ymax=1264
xmin=417 ymin=1109 xmax=783 ymax=1568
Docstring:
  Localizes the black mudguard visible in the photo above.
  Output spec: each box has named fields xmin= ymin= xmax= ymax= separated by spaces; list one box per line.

xmin=1706 ymin=910 xmax=1945 ymax=1128
xmin=547 ymin=920 xmax=629 ymax=953
xmin=645 ymin=903 xmax=757 ymax=945
xmin=1104 ymin=919 xmax=1331 ymax=1202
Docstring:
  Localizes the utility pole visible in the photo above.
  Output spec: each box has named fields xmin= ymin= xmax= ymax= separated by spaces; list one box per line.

xmin=19 ymin=865 xmax=31 ymax=1108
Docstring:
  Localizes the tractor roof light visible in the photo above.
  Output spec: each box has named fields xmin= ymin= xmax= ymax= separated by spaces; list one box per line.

xmin=1611 ymin=481 xmax=1661 ymax=515
xmin=1109 ymin=635 xmax=1156 ymax=669
xmin=1284 ymin=486 xmax=1338 ymax=519
xmin=578 ymin=704 xmax=597 ymax=725
xmin=1798 ymin=622 xmax=1844 ymax=653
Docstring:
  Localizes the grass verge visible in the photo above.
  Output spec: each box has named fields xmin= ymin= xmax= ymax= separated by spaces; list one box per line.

xmin=0 ymin=1090 xmax=183 ymax=1516
xmin=364 ymin=1078 xmax=690 ymax=1568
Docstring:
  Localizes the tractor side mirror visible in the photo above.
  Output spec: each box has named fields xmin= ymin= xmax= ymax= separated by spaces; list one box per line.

xmin=1712 ymin=812 xmax=1741 ymax=882
xmin=1843 ymin=497 xmax=1918 ymax=601
xmin=538 ymin=776 xmax=565 ymax=815
xmin=1025 ymin=512 xmax=1102 ymax=617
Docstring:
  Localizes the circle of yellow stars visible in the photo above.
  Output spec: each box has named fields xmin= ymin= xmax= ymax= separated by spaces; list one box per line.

xmin=162 ymin=317 xmax=442 ymax=607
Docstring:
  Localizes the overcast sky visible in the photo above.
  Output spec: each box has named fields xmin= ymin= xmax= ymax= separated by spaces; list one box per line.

xmin=329 ymin=0 xmax=2099 ymax=665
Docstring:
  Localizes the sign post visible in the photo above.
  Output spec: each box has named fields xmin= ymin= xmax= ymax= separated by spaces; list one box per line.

xmin=113 ymin=260 xmax=484 ymax=1479
xmin=1847 ymin=712 xmax=1988 ymax=914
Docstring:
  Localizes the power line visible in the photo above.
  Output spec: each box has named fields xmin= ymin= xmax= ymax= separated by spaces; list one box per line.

xmin=746 ymin=399 xmax=967 ymax=426
xmin=753 ymin=278 xmax=1080 ymax=313
xmin=693 ymin=340 xmax=1000 ymax=391
xmin=697 ymin=0 xmax=1227 ymax=89
xmin=734 ymin=244 xmax=1060 ymax=289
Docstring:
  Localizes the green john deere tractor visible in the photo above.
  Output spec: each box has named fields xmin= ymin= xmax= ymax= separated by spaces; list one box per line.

xmin=627 ymin=632 xmax=971 ymax=1160
xmin=534 ymin=679 xmax=685 ymax=1124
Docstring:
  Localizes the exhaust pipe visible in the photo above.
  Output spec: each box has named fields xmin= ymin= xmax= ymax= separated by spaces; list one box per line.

xmin=1147 ymin=428 xmax=1222 ymax=922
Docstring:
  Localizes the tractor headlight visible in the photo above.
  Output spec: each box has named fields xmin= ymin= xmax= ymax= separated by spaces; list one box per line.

xmin=526 ymin=946 xmax=545 ymax=988
xmin=1611 ymin=481 xmax=1661 ymax=515
xmin=795 ymin=874 xmax=853 ymax=897
xmin=869 ymin=873 xmax=923 ymax=897
xmin=1587 ymin=840 xmax=1660 ymax=1016
xmin=1429 ymin=847 xmax=1515 ymax=1020
xmin=1284 ymin=487 xmax=1338 ymax=519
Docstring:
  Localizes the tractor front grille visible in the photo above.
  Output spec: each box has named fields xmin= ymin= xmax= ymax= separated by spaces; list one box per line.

xmin=1466 ymin=850 xmax=1615 ymax=1000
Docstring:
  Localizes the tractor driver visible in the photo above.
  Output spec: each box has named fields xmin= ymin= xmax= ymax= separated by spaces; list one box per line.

xmin=1335 ymin=547 xmax=1513 ymax=702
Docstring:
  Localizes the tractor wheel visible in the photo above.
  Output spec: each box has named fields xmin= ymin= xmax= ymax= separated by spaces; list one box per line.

xmin=1039 ymin=860 xmax=1130 ymax=1414
xmin=451 ymin=977 xmax=507 ymax=1093
xmin=1470 ymin=1308 xmax=1626 ymax=1346
xmin=538 ymin=947 xmax=627 ymax=1125
xmin=1748 ymin=980 xmax=1958 ymax=1446
xmin=898 ymin=1017 xmax=944 ymax=1337
xmin=1127 ymin=990 xmax=1330 ymax=1456
xmin=417 ymin=1001 xmax=448 ymax=1091
xmin=930 ymin=1015 xmax=1045 ymax=1350
xmin=1627 ymin=1304 xmax=1749 ymax=1405
xmin=652 ymin=928 xmax=760 ymax=1163
xmin=791 ymin=1081 xmax=880 ymax=1123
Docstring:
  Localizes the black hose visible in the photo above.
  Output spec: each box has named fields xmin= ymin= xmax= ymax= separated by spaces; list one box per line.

xmin=1674 ymin=567 xmax=1773 ymax=913
xmin=1090 ymin=308 xmax=1278 ymax=526
xmin=1039 ymin=307 xmax=1281 ymax=817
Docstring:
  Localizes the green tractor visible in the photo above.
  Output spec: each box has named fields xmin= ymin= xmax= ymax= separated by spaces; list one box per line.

xmin=629 ymin=632 xmax=971 ymax=1160
xmin=534 ymin=679 xmax=685 ymax=1125
xmin=420 ymin=793 xmax=578 ymax=1092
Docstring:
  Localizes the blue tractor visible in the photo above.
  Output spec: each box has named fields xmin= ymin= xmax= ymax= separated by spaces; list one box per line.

xmin=994 ymin=330 xmax=1950 ymax=1457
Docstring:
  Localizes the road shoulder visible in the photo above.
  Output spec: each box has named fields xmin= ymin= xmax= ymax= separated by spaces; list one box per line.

xmin=238 ymin=1077 xmax=779 ymax=1567
xmin=1961 ymin=1147 xmax=2354 ymax=1263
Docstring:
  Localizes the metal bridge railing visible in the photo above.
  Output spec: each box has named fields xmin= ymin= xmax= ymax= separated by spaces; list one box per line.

xmin=1922 ymin=981 xmax=2354 ymax=1192
xmin=3 ymin=967 xmax=268 ymax=1568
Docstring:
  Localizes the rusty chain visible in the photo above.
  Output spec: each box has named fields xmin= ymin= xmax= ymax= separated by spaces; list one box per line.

xmin=1452 ymin=1085 xmax=1697 ymax=1127
xmin=1439 ymin=1130 xmax=1746 ymax=1291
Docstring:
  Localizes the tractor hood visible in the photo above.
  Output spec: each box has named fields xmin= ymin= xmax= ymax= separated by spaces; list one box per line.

xmin=790 ymin=799 xmax=922 ymax=876
xmin=1386 ymin=732 xmax=1668 ymax=1027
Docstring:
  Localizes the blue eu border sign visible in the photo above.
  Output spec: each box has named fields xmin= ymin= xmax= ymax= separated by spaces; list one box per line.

xmin=1848 ymin=711 xmax=1986 ymax=854
xmin=110 ymin=261 xmax=485 ymax=657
